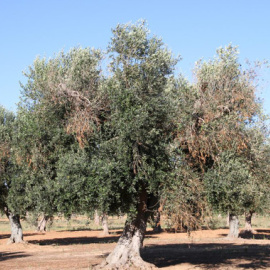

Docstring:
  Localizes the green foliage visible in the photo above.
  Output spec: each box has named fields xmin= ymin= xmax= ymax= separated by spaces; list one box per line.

xmin=11 ymin=47 xmax=104 ymax=219
xmin=0 ymin=106 xmax=15 ymax=212
xmin=11 ymin=21 xmax=178 ymax=220
xmin=56 ymin=21 xmax=179 ymax=217
xmin=204 ymin=138 xmax=270 ymax=216
xmin=7 ymin=106 xmax=74 ymax=216
xmin=7 ymin=58 xmax=79 ymax=216
xmin=204 ymin=151 xmax=252 ymax=215
xmin=55 ymin=149 xmax=95 ymax=216
xmin=99 ymin=21 xmax=178 ymax=213
xmin=6 ymin=22 xmax=270 ymax=232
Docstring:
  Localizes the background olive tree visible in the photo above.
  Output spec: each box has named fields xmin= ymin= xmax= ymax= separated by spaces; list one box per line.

xmin=174 ymin=45 xmax=270 ymax=238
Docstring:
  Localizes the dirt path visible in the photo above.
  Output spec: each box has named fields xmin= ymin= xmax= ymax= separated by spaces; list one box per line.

xmin=1 ymin=228 xmax=270 ymax=269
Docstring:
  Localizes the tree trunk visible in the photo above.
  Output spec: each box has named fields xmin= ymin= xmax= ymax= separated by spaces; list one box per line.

xmin=94 ymin=210 xmax=100 ymax=225
xmin=101 ymin=213 xmax=109 ymax=236
xmin=226 ymin=211 xmax=230 ymax=226
xmin=227 ymin=214 xmax=239 ymax=238
xmin=37 ymin=215 xmax=50 ymax=232
xmin=94 ymin=186 xmax=156 ymax=270
xmin=244 ymin=211 xmax=255 ymax=232
xmin=153 ymin=201 xmax=164 ymax=233
xmin=153 ymin=210 xmax=162 ymax=233
xmin=4 ymin=207 xmax=24 ymax=244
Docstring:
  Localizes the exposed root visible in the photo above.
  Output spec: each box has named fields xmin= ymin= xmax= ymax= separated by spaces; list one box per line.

xmin=94 ymin=186 xmax=157 ymax=269
xmin=94 ymin=255 xmax=156 ymax=270
xmin=94 ymin=236 xmax=156 ymax=269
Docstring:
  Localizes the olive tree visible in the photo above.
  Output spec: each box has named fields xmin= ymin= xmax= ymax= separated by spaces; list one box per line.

xmin=175 ymin=45 xmax=269 ymax=238
xmin=94 ymin=22 xmax=178 ymax=269
xmin=21 ymin=21 xmax=178 ymax=269
xmin=8 ymin=50 xmax=82 ymax=232
xmin=9 ymin=107 xmax=75 ymax=230
xmin=0 ymin=106 xmax=24 ymax=243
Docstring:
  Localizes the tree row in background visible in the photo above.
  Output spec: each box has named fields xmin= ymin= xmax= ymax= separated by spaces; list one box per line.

xmin=0 ymin=21 xmax=269 ymax=269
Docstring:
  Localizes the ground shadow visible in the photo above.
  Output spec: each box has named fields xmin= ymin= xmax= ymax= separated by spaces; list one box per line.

xmin=26 ymin=230 xmax=157 ymax=246
xmin=256 ymin=229 xmax=270 ymax=234
xmin=27 ymin=234 xmax=156 ymax=246
xmin=0 ymin=232 xmax=45 ymax=240
xmin=0 ymin=251 xmax=30 ymax=262
xmin=141 ymin=243 xmax=270 ymax=269
xmin=28 ymin=236 xmax=120 ymax=245
xmin=219 ymin=230 xmax=270 ymax=240
xmin=60 ymin=226 xmax=125 ymax=232
xmin=163 ymin=226 xmax=229 ymax=234
xmin=240 ymin=231 xmax=270 ymax=240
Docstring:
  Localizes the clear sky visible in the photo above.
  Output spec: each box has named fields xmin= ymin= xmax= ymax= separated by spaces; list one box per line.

xmin=1 ymin=0 xmax=270 ymax=113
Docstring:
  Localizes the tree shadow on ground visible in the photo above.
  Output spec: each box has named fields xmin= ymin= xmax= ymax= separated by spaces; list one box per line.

xmin=0 ymin=251 xmax=30 ymax=262
xmin=163 ymin=226 xmax=228 ymax=234
xmin=28 ymin=236 xmax=119 ymax=245
xmin=27 ymin=234 xmax=156 ymax=246
xmin=141 ymin=243 xmax=270 ymax=269
xmin=239 ymin=231 xmax=270 ymax=240
xmin=219 ymin=229 xmax=270 ymax=240
xmin=0 ymin=232 xmax=45 ymax=240
xmin=256 ymin=229 xmax=270 ymax=233
xmin=61 ymin=227 xmax=125 ymax=232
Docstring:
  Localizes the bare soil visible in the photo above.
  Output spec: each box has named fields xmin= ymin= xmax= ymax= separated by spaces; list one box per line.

xmin=1 ymin=227 xmax=270 ymax=269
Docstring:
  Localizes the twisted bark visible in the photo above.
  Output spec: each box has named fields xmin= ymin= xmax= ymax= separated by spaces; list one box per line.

xmin=37 ymin=215 xmax=52 ymax=232
xmin=4 ymin=207 xmax=24 ymax=244
xmin=244 ymin=211 xmax=252 ymax=231
xmin=244 ymin=211 xmax=256 ymax=233
xmin=94 ymin=186 xmax=156 ymax=269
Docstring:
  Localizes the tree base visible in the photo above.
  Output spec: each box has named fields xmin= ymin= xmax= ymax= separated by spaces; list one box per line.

xmin=242 ymin=229 xmax=257 ymax=234
xmin=227 ymin=214 xmax=239 ymax=239
xmin=7 ymin=238 xmax=25 ymax=245
xmin=98 ymin=231 xmax=110 ymax=237
xmin=239 ymin=229 xmax=257 ymax=239
xmin=36 ymin=215 xmax=53 ymax=233
xmin=153 ymin=226 xmax=162 ymax=233
xmin=94 ymin=214 xmax=157 ymax=269
xmin=94 ymin=255 xmax=156 ymax=270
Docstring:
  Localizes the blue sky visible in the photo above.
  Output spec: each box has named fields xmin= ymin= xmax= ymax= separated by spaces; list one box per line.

xmin=1 ymin=0 xmax=270 ymax=113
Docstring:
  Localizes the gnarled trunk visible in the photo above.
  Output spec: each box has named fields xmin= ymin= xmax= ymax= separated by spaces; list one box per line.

xmin=95 ymin=186 xmax=156 ymax=270
xmin=227 ymin=214 xmax=239 ymax=238
xmin=5 ymin=208 xmax=24 ymax=244
xmin=37 ymin=215 xmax=51 ymax=232
xmin=244 ymin=211 xmax=255 ymax=232
xmin=101 ymin=213 xmax=109 ymax=236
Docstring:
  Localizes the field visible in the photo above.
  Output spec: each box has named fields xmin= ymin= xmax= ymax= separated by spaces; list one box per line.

xmin=1 ymin=215 xmax=270 ymax=269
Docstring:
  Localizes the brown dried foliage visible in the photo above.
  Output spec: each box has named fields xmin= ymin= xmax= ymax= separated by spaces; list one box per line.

xmin=177 ymin=63 xmax=260 ymax=171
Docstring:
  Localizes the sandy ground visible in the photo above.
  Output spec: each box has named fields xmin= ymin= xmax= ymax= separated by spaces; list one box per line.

xmin=1 ymin=227 xmax=270 ymax=269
